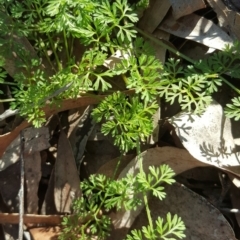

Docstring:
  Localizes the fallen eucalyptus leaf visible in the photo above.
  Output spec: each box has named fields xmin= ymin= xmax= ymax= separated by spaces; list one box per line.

xmin=54 ymin=131 xmax=81 ymax=213
xmin=106 ymin=146 xmax=209 ymax=238
xmin=170 ymin=0 xmax=206 ymax=19
xmin=0 ymin=127 xmax=50 ymax=171
xmin=169 ymin=101 xmax=240 ymax=168
xmin=130 ymin=183 xmax=237 ymax=240
xmin=159 ymin=12 xmax=233 ymax=50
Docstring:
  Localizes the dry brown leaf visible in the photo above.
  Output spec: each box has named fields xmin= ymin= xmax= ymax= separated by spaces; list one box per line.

xmin=0 ymin=213 xmax=63 ymax=225
xmin=25 ymin=152 xmax=41 ymax=214
xmin=207 ymin=0 xmax=240 ymax=39
xmin=130 ymin=183 xmax=237 ymax=240
xmin=138 ymin=0 xmax=171 ymax=33
xmin=54 ymin=131 xmax=81 ymax=213
xmin=0 ymin=127 xmax=50 ymax=171
xmin=29 ymin=226 xmax=61 ymax=240
xmin=68 ymin=106 xmax=95 ymax=167
xmin=107 ymin=145 xmax=238 ymax=239
xmin=102 ymin=146 xmax=209 ymax=237
xmin=180 ymin=41 xmax=210 ymax=60
xmin=159 ymin=12 xmax=233 ymax=50
xmin=170 ymin=0 xmax=206 ymax=19
xmin=0 ymin=90 xmax=134 ymax=159
xmin=83 ymin=139 xmax=120 ymax=176
xmin=170 ymin=101 xmax=240 ymax=171
xmin=0 ymin=162 xmax=21 ymax=212
xmin=41 ymin=168 xmax=57 ymax=215
xmin=67 ymin=107 xmax=88 ymax=138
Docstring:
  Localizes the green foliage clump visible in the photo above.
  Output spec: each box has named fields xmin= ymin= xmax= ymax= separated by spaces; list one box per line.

xmin=1 ymin=0 xmax=240 ymax=126
xmin=59 ymin=164 xmax=185 ymax=240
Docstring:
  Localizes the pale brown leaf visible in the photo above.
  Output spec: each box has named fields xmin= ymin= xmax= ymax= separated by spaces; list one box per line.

xmin=54 ymin=131 xmax=81 ymax=213
xmin=159 ymin=12 xmax=233 ymax=50
xmin=170 ymin=0 xmax=206 ymax=19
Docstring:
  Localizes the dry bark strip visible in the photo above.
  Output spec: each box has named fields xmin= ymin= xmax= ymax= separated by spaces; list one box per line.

xmin=0 ymin=213 xmax=64 ymax=225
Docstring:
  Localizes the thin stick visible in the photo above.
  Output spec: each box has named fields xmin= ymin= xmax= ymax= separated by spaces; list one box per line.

xmin=0 ymin=213 xmax=64 ymax=225
xmin=0 ymin=213 xmax=93 ymax=225
xmin=18 ymin=131 xmax=25 ymax=240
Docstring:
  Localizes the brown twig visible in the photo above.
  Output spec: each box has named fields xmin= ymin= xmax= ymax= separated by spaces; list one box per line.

xmin=0 ymin=213 xmax=64 ymax=225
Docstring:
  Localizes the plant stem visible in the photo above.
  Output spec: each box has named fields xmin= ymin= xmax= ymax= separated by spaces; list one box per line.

xmin=0 ymin=98 xmax=15 ymax=102
xmin=105 ymin=33 xmax=128 ymax=85
xmin=63 ymin=29 xmax=70 ymax=62
xmin=0 ymin=81 xmax=17 ymax=86
xmin=34 ymin=3 xmax=62 ymax=70
xmin=112 ymin=154 xmax=124 ymax=180
xmin=135 ymin=27 xmax=195 ymax=65
xmin=136 ymin=139 xmax=154 ymax=234
xmin=220 ymin=76 xmax=240 ymax=94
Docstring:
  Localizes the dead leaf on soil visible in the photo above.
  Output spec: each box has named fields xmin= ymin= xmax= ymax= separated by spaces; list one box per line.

xmin=54 ymin=131 xmax=81 ymax=213
xmin=228 ymin=182 xmax=240 ymax=229
xmin=0 ymin=90 xmax=134 ymax=159
xmin=170 ymin=0 xmax=206 ymax=19
xmin=68 ymin=106 xmax=95 ymax=169
xmin=101 ymin=146 xmax=209 ymax=238
xmin=0 ymin=162 xmax=21 ymax=212
xmin=41 ymin=168 xmax=57 ymax=215
xmin=130 ymin=183 xmax=237 ymax=240
xmin=97 ymin=154 xmax=135 ymax=179
xmin=138 ymin=0 xmax=171 ymax=33
xmin=0 ymin=126 xmax=50 ymax=171
xmin=106 ymin=147 xmax=238 ymax=239
xmin=25 ymin=152 xmax=42 ymax=214
xmin=29 ymin=226 xmax=61 ymax=240
xmin=169 ymin=101 xmax=240 ymax=170
xmin=207 ymin=0 xmax=240 ymax=39
xmin=159 ymin=12 xmax=233 ymax=50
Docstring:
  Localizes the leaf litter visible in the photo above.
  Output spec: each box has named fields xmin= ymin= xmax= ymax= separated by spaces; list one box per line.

xmin=0 ymin=0 xmax=240 ymax=239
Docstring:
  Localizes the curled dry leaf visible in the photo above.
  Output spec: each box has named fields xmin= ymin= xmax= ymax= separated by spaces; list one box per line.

xmin=170 ymin=0 xmax=206 ymax=19
xmin=207 ymin=0 xmax=240 ymax=39
xmin=159 ymin=12 xmax=233 ymax=50
xmin=138 ymin=0 xmax=171 ymax=33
